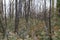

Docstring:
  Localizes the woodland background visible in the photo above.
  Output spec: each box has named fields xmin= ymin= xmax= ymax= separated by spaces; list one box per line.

xmin=0 ymin=0 xmax=60 ymax=40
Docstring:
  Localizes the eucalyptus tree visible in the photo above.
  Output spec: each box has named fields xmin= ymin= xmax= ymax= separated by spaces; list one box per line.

xmin=3 ymin=0 xmax=6 ymax=37
xmin=23 ymin=0 xmax=31 ymax=37
xmin=43 ymin=0 xmax=49 ymax=35
xmin=19 ymin=0 xmax=22 ymax=18
xmin=11 ymin=0 xmax=14 ymax=18
xmin=43 ymin=0 xmax=52 ymax=40
xmin=15 ymin=0 xmax=22 ymax=34
xmin=48 ymin=0 xmax=52 ymax=40
xmin=51 ymin=0 xmax=54 ymax=37
xmin=24 ymin=0 xmax=30 ymax=29
xmin=0 ymin=0 xmax=6 ymax=38
xmin=15 ymin=0 xmax=19 ymax=33
xmin=9 ymin=0 xmax=11 ymax=20
xmin=9 ymin=0 xmax=14 ymax=20
xmin=0 ymin=0 xmax=6 ymax=39
xmin=0 ymin=0 xmax=4 ymax=33
xmin=2 ymin=0 xmax=8 ymax=39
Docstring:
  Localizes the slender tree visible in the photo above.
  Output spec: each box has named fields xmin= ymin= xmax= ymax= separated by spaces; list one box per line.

xmin=15 ymin=0 xmax=22 ymax=34
xmin=0 ymin=0 xmax=4 ymax=33
xmin=2 ymin=0 xmax=7 ymax=39
xmin=19 ymin=0 xmax=22 ymax=18
xmin=15 ymin=0 xmax=18 ymax=33
xmin=49 ymin=0 xmax=52 ymax=40
xmin=44 ymin=0 xmax=49 ymax=35
xmin=9 ymin=0 xmax=11 ymax=21
xmin=0 ymin=1 xmax=6 ymax=39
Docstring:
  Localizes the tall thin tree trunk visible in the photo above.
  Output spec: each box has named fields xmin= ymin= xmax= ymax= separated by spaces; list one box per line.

xmin=2 ymin=0 xmax=7 ymax=39
xmin=15 ymin=0 xmax=18 ymax=33
xmin=0 ymin=0 xmax=4 ymax=33
xmin=49 ymin=0 xmax=52 ymax=40
xmin=9 ymin=0 xmax=11 ymax=21
xmin=19 ymin=0 xmax=22 ymax=17
xmin=44 ymin=0 xmax=49 ymax=35
xmin=15 ymin=0 xmax=20 ymax=34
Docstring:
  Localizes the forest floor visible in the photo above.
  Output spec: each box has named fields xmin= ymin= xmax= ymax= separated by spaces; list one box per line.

xmin=0 ymin=16 xmax=60 ymax=40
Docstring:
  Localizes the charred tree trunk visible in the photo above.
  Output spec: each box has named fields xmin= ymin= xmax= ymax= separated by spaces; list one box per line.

xmin=25 ymin=0 xmax=30 ymax=32
xmin=44 ymin=0 xmax=49 ymax=35
xmin=48 ymin=0 xmax=52 ymax=40
xmin=15 ymin=0 xmax=19 ymax=33
xmin=15 ymin=0 xmax=22 ymax=34
xmin=25 ymin=0 xmax=29 ymax=23
xmin=0 ymin=0 xmax=4 ymax=33
xmin=19 ymin=0 xmax=22 ymax=18
xmin=44 ymin=0 xmax=52 ymax=40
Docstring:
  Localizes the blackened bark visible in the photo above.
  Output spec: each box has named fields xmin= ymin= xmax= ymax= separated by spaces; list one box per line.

xmin=0 ymin=0 xmax=4 ymax=33
xmin=25 ymin=0 xmax=28 ymax=23
xmin=25 ymin=0 xmax=30 ymax=30
xmin=44 ymin=0 xmax=49 ymax=35
xmin=58 ymin=8 xmax=60 ymax=16
xmin=0 ymin=0 xmax=6 ymax=39
xmin=19 ymin=0 xmax=22 ymax=18
xmin=15 ymin=0 xmax=18 ymax=33
xmin=15 ymin=0 xmax=21 ymax=33
xmin=49 ymin=0 xmax=52 ymax=40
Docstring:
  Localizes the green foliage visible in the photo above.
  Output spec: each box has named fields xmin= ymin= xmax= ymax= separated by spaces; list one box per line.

xmin=57 ymin=0 xmax=60 ymax=8
xmin=55 ymin=14 xmax=60 ymax=26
